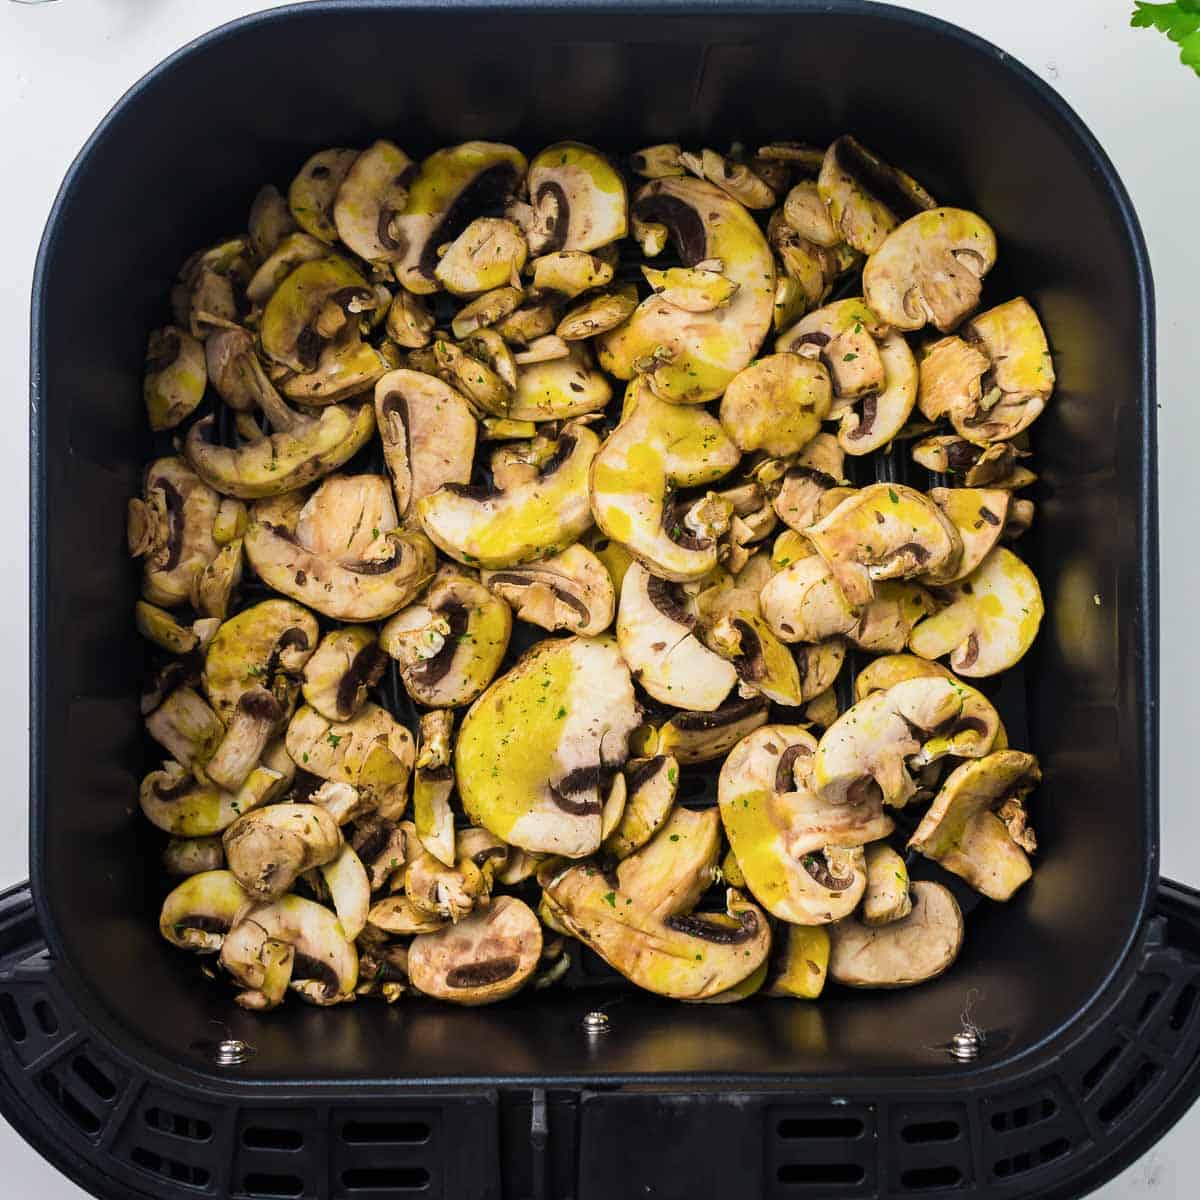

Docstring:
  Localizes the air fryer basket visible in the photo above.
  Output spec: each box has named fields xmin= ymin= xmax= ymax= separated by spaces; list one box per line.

xmin=7 ymin=1 xmax=1194 ymax=1196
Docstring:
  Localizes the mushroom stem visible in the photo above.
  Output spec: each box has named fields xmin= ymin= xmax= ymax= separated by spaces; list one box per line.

xmin=205 ymin=687 xmax=282 ymax=792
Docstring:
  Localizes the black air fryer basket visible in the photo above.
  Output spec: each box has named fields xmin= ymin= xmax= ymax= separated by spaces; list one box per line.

xmin=8 ymin=2 xmax=1195 ymax=1197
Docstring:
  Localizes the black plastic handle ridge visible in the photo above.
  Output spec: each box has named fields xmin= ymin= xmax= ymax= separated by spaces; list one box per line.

xmin=0 ymin=879 xmax=1196 ymax=1200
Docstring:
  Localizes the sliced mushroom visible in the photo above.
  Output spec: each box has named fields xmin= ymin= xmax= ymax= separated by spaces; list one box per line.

xmin=374 ymin=369 xmax=477 ymax=519
xmin=812 ymin=675 xmax=1000 ymax=808
xmin=203 ymin=598 xmax=318 ymax=726
xmin=862 ymin=843 xmax=912 ymax=926
xmin=863 ymin=208 xmax=997 ymax=333
xmin=631 ymin=143 xmax=684 ymax=178
xmin=616 ymin=563 xmax=737 ymax=711
xmin=288 ymin=148 xmax=359 ymax=243
xmin=765 ymin=924 xmax=830 ymax=999
xmin=222 ymin=802 xmax=342 ymax=900
xmin=367 ymin=894 xmax=446 ymax=935
xmin=718 ymin=725 xmax=892 ymax=924
xmin=408 ymin=895 xmax=542 ymax=1005
xmin=591 ymin=379 xmax=740 ymax=581
xmin=912 ymin=435 xmax=1037 ymax=490
xmin=557 ymin=286 xmax=638 ymax=341
xmin=301 ymin=626 xmax=387 ymax=722
xmin=390 ymin=141 xmax=528 ymax=294
xmin=925 ymin=487 xmax=1011 ymax=583
xmin=221 ymin=893 xmax=358 ymax=1008
xmin=597 ymin=177 xmax=775 ymax=403
xmin=332 ymin=139 xmax=416 ymax=261
xmin=285 ymin=702 xmax=414 ymax=821
xmin=771 ymin=434 xmax=847 ymax=532
xmin=817 ymin=135 xmax=936 ymax=255
xmin=767 ymin=210 xmax=849 ymax=313
xmin=909 ymin=750 xmax=1040 ymax=901
xmin=529 ymin=249 xmax=614 ymax=298
xmin=853 ymin=652 xmax=955 ymax=702
xmin=795 ymin=638 xmax=846 ymax=703
xmin=191 ymin=538 xmax=244 ymax=622
xmin=483 ymin=543 xmax=615 ymax=636
xmin=654 ymin=695 xmax=770 ymax=765
xmin=159 ymin=869 xmax=251 ymax=953
xmin=128 ymin=457 xmax=221 ymax=607
xmin=718 ymin=353 xmax=831 ymax=457
xmin=434 ymin=217 xmax=528 ymax=295
xmin=404 ymin=841 xmax=489 ymax=922
xmin=143 ymin=326 xmax=206 ymax=431
xmin=805 ymin=688 xmax=840 ymax=731
xmin=451 ymin=285 xmax=524 ymax=339
xmin=506 ymin=342 xmax=612 ymax=421
xmin=517 ymin=142 xmax=627 ymax=255
xmin=351 ymin=817 xmax=409 ymax=892
xmin=163 ymin=836 xmax=225 ymax=877
xmin=908 ymin=546 xmax=1044 ymax=676
xmin=602 ymin=756 xmax=679 ymax=859
xmin=246 ymin=231 xmax=328 ymax=305
xmin=782 ymin=179 xmax=839 ymax=247
xmin=146 ymin=686 xmax=224 ymax=772
xmin=828 ymin=880 xmax=963 ymax=988
xmin=205 ymin=687 xmax=283 ymax=791
xmin=681 ymin=148 xmax=776 ymax=209
xmin=806 ymin=483 xmax=962 ymax=608
xmin=700 ymin=592 xmax=803 ymax=707
xmin=135 ymin=601 xmax=199 ymax=655
xmin=847 ymin=580 xmax=935 ymax=654
xmin=171 ymin=238 xmax=251 ymax=339
xmin=310 ymin=780 xmax=371 ymax=826
xmin=381 ymin=567 xmax=512 ymax=707
xmin=248 ymin=184 xmax=297 ymax=259
xmin=245 ymin=479 xmax=436 ymax=621
xmin=318 ymin=844 xmax=372 ymax=940
xmin=413 ymin=710 xmax=456 ymax=868
xmin=760 ymin=554 xmax=859 ymax=644
xmin=494 ymin=298 xmax=560 ymax=347
xmin=456 ymin=635 xmax=641 ymax=857
xmin=614 ymin=805 xmax=721 ymax=919
xmin=418 ymin=420 xmax=598 ymax=568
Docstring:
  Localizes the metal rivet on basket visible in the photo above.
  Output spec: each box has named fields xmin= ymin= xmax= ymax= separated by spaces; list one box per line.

xmin=213 ymin=1038 xmax=254 ymax=1066
xmin=948 ymin=1030 xmax=981 ymax=1062
xmin=582 ymin=1010 xmax=610 ymax=1035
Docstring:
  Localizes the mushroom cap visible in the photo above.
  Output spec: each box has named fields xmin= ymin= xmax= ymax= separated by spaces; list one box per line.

xmin=590 ymin=378 xmax=741 ymax=582
xmin=434 ymin=217 xmax=528 ymax=296
xmin=301 ymin=625 xmax=387 ymax=722
xmin=160 ymin=869 xmax=251 ymax=953
xmin=483 ymin=543 xmax=615 ymax=637
xmin=381 ymin=567 xmax=512 ymax=708
xmin=853 ymin=652 xmax=955 ymax=702
xmin=390 ymin=141 xmax=528 ymax=294
xmin=524 ymin=142 xmax=628 ymax=254
xmin=718 ymin=353 xmax=831 ymax=457
xmin=222 ymin=802 xmax=343 ymax=901
xmin=908 ymin=545 xmax=1044 ymax=676
xmin=507 ymin=343 xmax=613 ymax=421
xmin=909 ymin=749 xmax=1041 ymax=900
xmin=863 ymin=207 xmax=997 ymax=333
xmin=203 ymin=598 xmax=318 ymax=725
xmin=925 ymin=487 xmax=1011 ymax=584
xmin=332 ymin=138 xmax=416 ymax=262
xmin=288 ymin=148 xmax=359 ymax=243
xmin=597 ymin=177 xmax=776 ymax=403
xmin=456 ymin=635 xmax=641 ymax=857
xmin=828 ymin=881 xmax=964 ymax=988
xmin=602 ymin=756 xmax=680 ymax=859
xmin=760 ymin=553 xmax=859 ymax=644
xmin=718 ymin=724 xmax=893 ymax=924
xmin=417 ymin=421 xmax=599 ymax=569
xmin=616 ymin=563 xmax=738 ymax=711
xmin=408 ymin=895 xmax=542 ymax=1005
xmin=806 ymin=482 xmax=963 ymax=608
xmin=374 ymin=369 xmax=477 ymax=519
xmin=132 ymin=457 xmax=220 ymax=607
xmin=245 ymin=483 xmax=436 ymax=622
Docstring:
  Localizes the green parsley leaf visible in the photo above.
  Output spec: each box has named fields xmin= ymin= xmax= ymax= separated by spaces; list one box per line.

xmin=843 ymin=352 xmax=858 ymax=362
xmin=327 ymin=733 xmax=342 ymax=748
xmin=888 ymin=488 xmax=899 ymax=503
xmin=555 ymin=706 xmax=567 ymax=719
xmin=603 ymin=891 xmax=617 ymax=907
xmin=1132 ymin=2 xmax=1200 ymax=75
xmin=667 ymin=767 xmax=677 ymax=784
xmin=669 ymin=834 xmax=680 ymax=842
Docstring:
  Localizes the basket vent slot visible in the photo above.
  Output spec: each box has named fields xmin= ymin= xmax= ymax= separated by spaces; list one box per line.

xmin=777 ymin=1117 xmax=864 ymax=1140
xmin=900 ymin=1119 xmax=960 ymax=1145
xmin=130 ymin=1146 xmax=211 ymax=1189
xmin=768 ymin=1104 xmax=876 ymax=1195
xmin=776 ymin=1163 xmax=866 ymax=1185
xmin=32 ymin=998 xmax=58 ymax=1036
xmin=1170 ymin=982 xmax=1198 ymax=1032
xmin=145 ymin=1105 xmax=213 ymax=1142
xmin=0 ymin=992 xmax=26 ymax=1042
xmin=341 ymin=1166 xmax=431 ymax=1191
xmin=242 ymin=1172 xmax=304 ymax=1197
xmin=993 ymin=1137 xmax=1071 ymax=1178
xmin=243 ymin=1125 xmax=305 ymax=1151
xmin=1098 ymin=1059 xmax=1159 ymax=1125
xmin=72 ymin=1053 xmax=116 ymax=1102
xmin=38 ymin=1068 xmax=102 ymax=1136
xmin=343 ymin=1119 xmax=431 ymax=1145
xmin=1131 ymin=972 xmax=1168 ymax=1026
xmin=899 ymin=1164 xmax=962 ymax=1190
xmin=1081 ymin=1043 xmax=1122 ymax=1094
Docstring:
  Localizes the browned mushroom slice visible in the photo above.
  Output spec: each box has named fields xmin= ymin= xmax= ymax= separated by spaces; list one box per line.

xmin=163 ymin=836 xmax=225 ymax=877
xmin=301 ymin=626 xmax=388 ymax=722
xmin=483 ymin=543 xmax=615 ymax=636
xmin=771 ymin=434 xmax=847 ymax=532
xmin=144 ymin=326 xmax=206 ymax=431
xmin=145 ymin=685 xmax=224 ymax=772
xmin=222 ymin=802 xmax=342 ymax=901
xmin=367 ymin=894 xmax=446 ymax=936
xmin=408 ymin=896 xmax=542 ymax=1005
xmin=205 ymin=687 xmax=282 ymax=791
xmin=654 ymin=695 xmax=771 ymax=765
xmin=288 ymin=148 xmax=360 ymax=243
xmin=434 ymin=217 xmax=528 ymax=296
xmin=911 ymin=435 xmax=1037 ymax=490
xmin=351 ymin=817 xmax=409 ymax=892
xmin=404 ymin=841 xmax=489 ymax=922
xmin=332 ymin=139 xmax=416 ymax=261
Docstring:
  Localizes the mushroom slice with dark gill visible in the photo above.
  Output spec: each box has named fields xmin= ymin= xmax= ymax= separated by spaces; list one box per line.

xmin=911 ymin=435 xmax=1037 ymax=490
xmin=483 ymin=542 xmax=615 ymax=636
xmin=381 ymin=567 xmax=512 ymax=708
xmin=908 ymin=749 xmax=1041 ymax=901
xmin=770 ymin=433 xmax=847 ymax=533
xmin=516 ymin=142 xmax=628 ymax=254
xmin=245 ymin=476 xmax=436 ymax=621
xmin=301 ymin=625 xmax=387 ymax=722
xmin=204 ymin=686 xmax=283 ymax=792
xmin=434 ymin=217 xmax=528 ymax=296
xmin=159 ymin=869 xmax=251 ymax=953
xmin=143 ymin=325 xmax=206 ymax=431
xmin=413 ymin=710 xmax=457 ymax=868
xmin=145 ymin=686 xmax=224 ymax=774
xmin=456 ymin=635 xmax=641 ymax=857
xmin=652 ymin=695 xmax=770 ymax=765
xmin=760 ymin=552 xmax=859 ymax=646
xmin=718 ymin=724 xmax=892 ymax=924
xmin=828 ymin=881 xmax=963 ymax=989
xmin=924 ymin=487 xmax=1011 ymax=583
xmin=332 ymin=139 xmax=415 ymax=261
xmin=407 ymin=895 xmax=542 ymax=1005
xmin=288 ymin=148 xmax=359 ymax=243
xmin=506 ymin=343 xmax=612 ymax=422
xmin=602 ymin=755 xmax=680 ymax=859
xmin=222 ymin=801 xmax=342 ymax=901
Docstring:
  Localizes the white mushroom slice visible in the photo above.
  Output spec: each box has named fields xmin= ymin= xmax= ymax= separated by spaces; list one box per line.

xmin=404 ymin=843 xmax=488 ymax=922
xmin=413 ymin=710 xmax=456 ymax=868
xmin=513 ymin=335 xmax=571 ymax=364
xmin=408 ymin=896 xmax=542 ymax=1005
xmin=451 ymin=286 xmax=524 ymax=339
xmin=248 ymin=184 xmax=297 ymax=259
xmin=367 ymin=895 xmax=447 ymax=935
xmin=767 ymin=210 xmax=848 ymax=312
xmin=617 ymin=563 xmax=737 ymax=711
xmin=654 ymin=696 xmax=771 ymax=765
xmin=311 ymin=780 xmax=371 ymax=826
xmin=135 ymin=600 xmax=199 ymax=654
xmin=812 ymin=676 xmax=1000 ymax=808
xmin=631 ymin=143 xmax=684 ymax=179
xmin=847 ymin=581 xmax=935 ymax=654
xmin=556 ymin=287 xmax=638 ymax=341
xmin=285 ymin=702 xmax=414 ymax=821
xmin=701 ymin=602 xmax=803 ymax=708
xmin=141 ymin=750 xmax=291 ymax=837
xmin=926 ymin=488 xmax=1011 ymax=583
xmin=718 ymin=725 xmax=893 ymax=925
xmin=494 ymin=299 xmax=559 ymax=346
xmin=484 ymin=543 xmax=615 ymax=636
xmin=591 ymin=379 xmax=740 ymax=582
xmin=817 ymin=136 xmax=937 ymax=255
xmin=381 ymin=567 xmax=512 ymax=708
xmin=765 ymin=924 xmax=831 ymax=999
xmin=205 ymin=687 xmax=282 ymax=792
xmin=245 ymin=482 xmax=436 ymax=622
xmin=613 ymin=806 xmax=721 ymax=920
xmin=332 ymin=139 xmax=415 ymax=261
xmin=760 ymin=555 xmax=859 ymax=645
xmin=641 ymin=264 xmax=739 ymax=313
xmin=778 ymin=298 xmax=885 ymax=400
xmin=417 ymin=420 xmax=598 ymax=569
xmin=160 ymin=870 xmax=251 ymax=953
xmin=222 ymin=802 xmax=342 ymax=900
xmin=146 ymin=686 xmax=224 ymax=771
xmin=434 ymin=217 xmax=528 ymax=295
xmin=908 ymin=546 xmax=1044 ymax=676
xmin=221 ymin=893 xmax=358 ymax=1007
xmin=144 ymin=326 xmax=206 ymax=431
xmin=912 ymin=435 xmax=1036 ymax=490
xmin=318 ymin=844 xmax=371 ymax=940
xmin=191 ymin=538 xmax=243 ymax=621
xmin=351 ymin=817 xmax=409 ymax=892
xmin=171 ymin=238 xmax=251 ymax=339
xmin=863 ymin=208 xmax=997 ymax=333
xmin=782 ymin=180 xmax=839 ymax=247
xmin=909 ymin=750 xmax=1041 ymax=901
xmin=246 ymin=231 xmax=328 ymax=305
xmin=301 ymin=626 xmax=387 ymax=722
xmin=862 ymin=843 xmax=912 ymax=926
xmin=806 ymin=483 xmax=962 ymax=608
xmin=598 ymin=177 xmax=775 ymax=403
xmin=602 ymin=756 xmax=679 ymax=859
xmin=853 ymin=652 xmax=956 ymax=702
xmin=507 ymin=343 xmax=612 ymax=421
xmin=687 ymin=148 xmax=775 ymax=208
xmin=795 ymin=638 xmax=846 ymax=703
xmin=529 ymin=250 xmax=614 ymax=297
xmin=163 ymin=836 xmax=225 ymax=877
xmin=805 ymin=688 xmax=840 ymax=731
xmin=288 ymin=148 xmax=359 ymax=243
xmin=771 ymin=434 xmax=847 ymax=532
xmin=523 ymin=142 xmax=628 ymax=254
xmin=374 ymin=369 xmax=477 ymax=519
xmin=829 ymin=881 xmax=963 ymax=988
xmin=456 ymin=636 xmax=641 ymax=857
xmin=718 ymin=353 xmax=831 ymax=457
xmin=203 ymin=598 xmax=318 ymax=725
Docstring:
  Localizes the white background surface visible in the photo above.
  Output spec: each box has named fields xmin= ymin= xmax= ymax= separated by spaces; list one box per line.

xmin=0 ymin=0 xmax=1196 ymax=1195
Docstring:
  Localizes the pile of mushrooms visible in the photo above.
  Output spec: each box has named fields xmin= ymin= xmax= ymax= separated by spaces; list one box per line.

xmin=139 ymin=132 xmax=1048 ymax=1011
